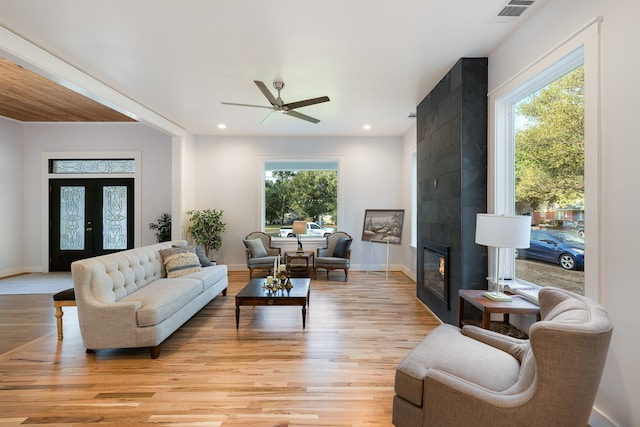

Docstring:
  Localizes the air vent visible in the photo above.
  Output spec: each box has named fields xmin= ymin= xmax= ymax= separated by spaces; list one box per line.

xmin=497 ymin=0 xmax=534 ymax=18
xmin=509 ymin=0 xmax=535 ymax=5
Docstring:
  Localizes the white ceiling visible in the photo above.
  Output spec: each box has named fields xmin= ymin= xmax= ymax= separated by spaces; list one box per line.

xmin=0 ymin=0 xmax=546 ymax=137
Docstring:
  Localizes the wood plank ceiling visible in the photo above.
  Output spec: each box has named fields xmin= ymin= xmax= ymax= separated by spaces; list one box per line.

xmin=0 ymin=57 xmax=136 ymax=123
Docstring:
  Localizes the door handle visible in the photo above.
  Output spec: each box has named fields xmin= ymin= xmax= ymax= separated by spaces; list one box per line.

xmin=86 ymin=227 xmax=93 ymax=232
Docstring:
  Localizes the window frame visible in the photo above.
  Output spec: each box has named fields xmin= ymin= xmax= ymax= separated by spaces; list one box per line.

xmin=260 ymin=156 xmax=343 ymax=242
xmin=488 ymin=19 xmax=601 ymax=300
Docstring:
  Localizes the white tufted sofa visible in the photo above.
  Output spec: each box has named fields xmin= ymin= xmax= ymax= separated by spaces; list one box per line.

xmin=71 ymin=240 xmax=227 ymax=358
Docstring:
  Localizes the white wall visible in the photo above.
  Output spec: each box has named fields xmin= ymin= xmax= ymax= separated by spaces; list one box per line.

xmin=20 ymin=122 xmax=172 ymax=272
xmin=0 ymin=117 xmax=25 ymax=276
xmin=402 ymin=125 xmax=417 ymax=281
xmin=192 ymin=135 xmax=405 ymax=270
xmin=489 ymin=0 xmax=639 ymax=425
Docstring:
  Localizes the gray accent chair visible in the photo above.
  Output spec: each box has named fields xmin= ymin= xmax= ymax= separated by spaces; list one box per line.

xmin=244 ymin=231 xmax=281 ymax=279
xmin=393 ymin=287 xmax=613 ymax=427
xmin=315 ymin=231 xmax=352 ymax=280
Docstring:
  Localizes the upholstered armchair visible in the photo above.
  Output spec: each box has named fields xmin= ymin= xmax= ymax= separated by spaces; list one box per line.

xmin=244 ymin=231 xmax=281 ymax=279
xmin=393 ymin=287 xmax=613 ymax=427
xmin=315 ymin=231 xmax=352 ymax=280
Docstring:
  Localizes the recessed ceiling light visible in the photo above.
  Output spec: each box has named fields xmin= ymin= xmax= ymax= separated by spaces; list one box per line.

xmin=218 ymin=124 xmax=227 ymax=129
xmin=363 ymin=124 xmax=371 ymax=130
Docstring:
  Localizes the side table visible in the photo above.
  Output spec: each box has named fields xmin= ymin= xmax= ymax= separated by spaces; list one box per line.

xmin=284 ymin=251 xmax=315 ymax=277
xmin=458 ymin=289 xmax=541 ymax=330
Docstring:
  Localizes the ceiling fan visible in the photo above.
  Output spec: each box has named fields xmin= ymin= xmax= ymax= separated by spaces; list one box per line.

xmin=221 ymin=80 xmax=330 ymax=124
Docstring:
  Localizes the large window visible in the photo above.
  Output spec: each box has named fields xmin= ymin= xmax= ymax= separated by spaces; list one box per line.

xmin=513 ymin=64 xmax=585 ymax=294
xmin=489 ymin=19 xmax=601 ymax=299
xmin=263 ymin=159 xmax=339 ymax=238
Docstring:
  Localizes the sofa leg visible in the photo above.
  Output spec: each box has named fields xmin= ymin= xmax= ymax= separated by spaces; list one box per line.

xmin=149 ymin=345 xmax=161 ymax=359
xmin=54 ymin=305 xmax=64 ymax=340
xmin=222 ymin=287 xmax=228 ymax=296
xmin=86 ymin=348 xmax=95 ymax=354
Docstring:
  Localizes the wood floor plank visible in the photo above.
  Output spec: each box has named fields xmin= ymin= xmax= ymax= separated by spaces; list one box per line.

xmin=0 ymin=271 xmax=440 ymax=426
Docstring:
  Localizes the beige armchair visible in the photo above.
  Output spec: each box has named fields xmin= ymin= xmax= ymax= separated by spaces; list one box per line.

xmin=315 ymin=231 xmax=352 ymax=280
xmin=393 ymin=287 xmax=613 ymax=427
xmin=244 ymin=231 xmax=281 ymax=279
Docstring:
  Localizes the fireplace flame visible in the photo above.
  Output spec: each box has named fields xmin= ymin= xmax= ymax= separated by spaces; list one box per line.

xmin=439 ymin=257 xmax=445 ymax=278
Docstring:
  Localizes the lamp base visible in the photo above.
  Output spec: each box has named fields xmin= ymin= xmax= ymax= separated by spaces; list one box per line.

xmin=483 ymin=291 xmax=513 ymax=302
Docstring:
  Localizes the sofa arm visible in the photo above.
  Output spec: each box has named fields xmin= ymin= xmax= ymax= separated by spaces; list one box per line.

xmin=77 ymin=300 xmax=142 ymax=349
xmin=317 ymin=247 xmax=329 ymax=257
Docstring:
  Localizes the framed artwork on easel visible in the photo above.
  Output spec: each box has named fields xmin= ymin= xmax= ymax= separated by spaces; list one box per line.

xmin=361 ymin=209 xmax=404 ymax=245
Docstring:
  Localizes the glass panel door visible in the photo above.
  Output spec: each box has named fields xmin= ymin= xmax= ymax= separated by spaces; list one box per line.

xmin=49 ymin=178 xmax=134 ymax=271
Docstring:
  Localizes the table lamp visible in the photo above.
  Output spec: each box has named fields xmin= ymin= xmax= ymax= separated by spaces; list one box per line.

xmin=475 ymin=214 xmax=531 ymax=301
xmin=293 ymin=221 xmax=306 ymax=253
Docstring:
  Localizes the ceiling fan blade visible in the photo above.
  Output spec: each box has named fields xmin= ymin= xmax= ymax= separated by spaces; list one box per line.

xmin=261 ymin=110 xmax=275 ymax=125
xmin=283 ymin=96 xmax=330 ymax=111
xmin=285 ymin=110 xmax=321 ymax=124
xmin=220 ymin=101 xmax=272 ymax=110
xmin=254 ymin=80 xmax=279 ymax=106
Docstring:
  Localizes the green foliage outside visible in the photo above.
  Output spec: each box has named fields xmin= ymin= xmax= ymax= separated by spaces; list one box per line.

xmin=515 ymin=65 xmax=584 ymax=212
xmin=265 ymin=170 xmax=337 ymax=227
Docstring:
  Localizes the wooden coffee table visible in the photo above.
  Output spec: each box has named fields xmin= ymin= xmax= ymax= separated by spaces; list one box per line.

xmin=235 ymin=278 xmax=311 ymax=329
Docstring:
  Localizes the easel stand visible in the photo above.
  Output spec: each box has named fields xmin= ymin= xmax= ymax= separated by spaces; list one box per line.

xmin=365 ymin=240 xmax=390 ymax=280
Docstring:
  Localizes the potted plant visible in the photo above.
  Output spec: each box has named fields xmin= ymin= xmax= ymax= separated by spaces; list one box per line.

xmin=148 ymin=212 xmax=172 ymax=242
xmin=186 ymin=208 xmax=226 ymax=259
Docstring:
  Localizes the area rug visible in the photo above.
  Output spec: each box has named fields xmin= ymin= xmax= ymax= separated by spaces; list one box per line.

xmin=0 ymin=272 xmax=72 ymax=295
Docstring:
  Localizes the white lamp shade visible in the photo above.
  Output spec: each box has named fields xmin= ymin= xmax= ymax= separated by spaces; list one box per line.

xmin=475 ymin=214 xmax=531 ymax=249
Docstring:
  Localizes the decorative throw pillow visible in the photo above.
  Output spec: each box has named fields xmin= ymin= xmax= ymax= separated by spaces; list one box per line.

xmin=244 ymin=238 xmax=268 ymax=258
xmin=160 ymin=246 xmax=194 ymax=262
xmin=164 ymin=252 xmax=202 ymax=278
xmin=332 ymin=237 xmax=352 ymax=258
xmin=195 ymin=244 xmax=213 ymax=267
xmin=159 ymin=247 xmax=196 ymax=277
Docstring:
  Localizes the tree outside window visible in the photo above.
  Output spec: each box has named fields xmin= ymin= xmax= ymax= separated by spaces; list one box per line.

xmin=264 ymin=168 xmax=337 ymax=236
xmin=514 ymin=64 xmax=585 ymax=294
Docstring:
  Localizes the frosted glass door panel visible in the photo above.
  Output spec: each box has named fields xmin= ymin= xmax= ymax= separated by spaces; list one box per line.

xmin=60 ymin=186 xmax=85 ymax=250
xmin=103 ymin=186 xmax=128 ymax=250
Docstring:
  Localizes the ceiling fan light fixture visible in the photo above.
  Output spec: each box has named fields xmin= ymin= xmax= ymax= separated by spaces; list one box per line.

xmin=221 ymin=80 xmax=330 ymax=124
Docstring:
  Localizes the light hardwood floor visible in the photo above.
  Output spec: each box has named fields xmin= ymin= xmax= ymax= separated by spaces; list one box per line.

xmin=0 ymin=271 xmax=440 ymax=426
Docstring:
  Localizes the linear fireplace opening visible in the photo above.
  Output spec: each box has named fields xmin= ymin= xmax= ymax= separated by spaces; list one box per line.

xmin=422 ymin=240 xmax=449 ymax=307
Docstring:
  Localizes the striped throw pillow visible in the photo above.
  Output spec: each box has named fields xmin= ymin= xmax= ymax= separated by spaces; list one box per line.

xmin=164 ymin=252 xmax=202 ymax=278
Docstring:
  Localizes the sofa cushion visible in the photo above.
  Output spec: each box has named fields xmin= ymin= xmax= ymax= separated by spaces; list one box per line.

xmin=164 ymin=252 xmax=202 ymax=278
xmin=394 ymin=324 xmax=521 ymax=407
xmin=332 ymin=237 xmax=352 ymax=258
xmin=120 ymin=278 xmax=203 ymax=327
xmin=182 ymin=264 xmax=228 ymax=290
xmin=244 ymin=238 xmax=268 ymax=258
